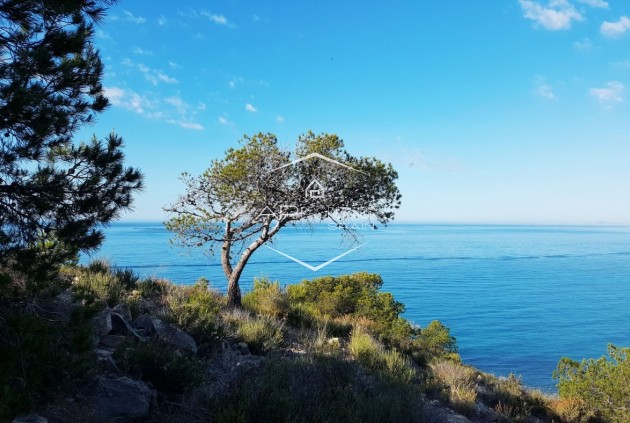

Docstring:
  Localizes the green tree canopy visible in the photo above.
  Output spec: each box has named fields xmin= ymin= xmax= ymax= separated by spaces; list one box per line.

xmin=0 ymin=0 xmax=142 ymax=281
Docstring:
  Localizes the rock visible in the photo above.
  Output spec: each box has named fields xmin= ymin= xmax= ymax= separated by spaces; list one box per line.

xmin=100 ymin=334 xmax=127 ymax=348
xmin=135 ymin=328 xmax=151 ymax=337
xmin=112 ymin=304 xmax=132 ymax=322
xmin=90 ymin=308 xmax=112 ymax=347
xmin=151 ymin=318 xmax=197 ymax=354
xmin=235 ymin=342 xmax=250 ymax=355
xmin=84 ymin=376 xmax=156 ymax=420
xmin=133 ymin=314 xmax=155 ymax=333
xmin=12 ymin=413 xmax=47 ymax=423
xmin=111 ymin=312 xmax=145 ymax=340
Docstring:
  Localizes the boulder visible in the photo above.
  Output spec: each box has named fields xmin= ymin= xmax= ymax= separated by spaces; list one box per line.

xmin=133 ymin=314 xmax=155 ymax=333
xmin=12 ymin=413 xmax=47 ymax=423
xmin=100 ymin=334 xmax=127 ymax=348
xmin=151 ymin=318 xmax=197 ymax=354
xmin=84 ymin=376 xmax=156 ymax=420
xmin=235 ymin=342 xmax=250 ymax=355
xmin=112 ymin=303 xmax=132 ymax=323
xmin=111 ymin=312 xmax=145 ymax=340
xmin=90 ymin=308 xmax=112 ymax=347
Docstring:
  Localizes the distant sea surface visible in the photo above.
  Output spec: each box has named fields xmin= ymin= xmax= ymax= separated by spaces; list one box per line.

xmin=81 ymin=223 xmax=630 ymax=391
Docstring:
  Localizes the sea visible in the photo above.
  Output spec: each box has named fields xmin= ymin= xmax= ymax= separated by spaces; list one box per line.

xmin=81 ymin=222 xmax=630 ymax=392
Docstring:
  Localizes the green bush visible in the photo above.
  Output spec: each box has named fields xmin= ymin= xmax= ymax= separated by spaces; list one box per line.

xmin=164 ymin=277 xmax=224 ymax=345
xmin=287 ymin=272 xmax=413 ymax=343
xmin=71 ymin=261 xmax=139 ymax=306
xmin=349 ymin=329 xmax=416 ymax=383
xmin=243 ymin=277 xmax=288 ymax=317
xmin=411 ymin=320 xmax=459 ymax=364
xmin=221 ymin=309 xmax=284 ymax=354
xmin=114 ymin=338 xmax=203 ymax=394
xmin=213 ymin=356 xmax=434 ymax=423
xmin=553 ymin=344 xmax=630 ymax=423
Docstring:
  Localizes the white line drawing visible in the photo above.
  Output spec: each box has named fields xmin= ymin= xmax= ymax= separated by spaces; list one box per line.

xmin=264 ymin=243 xmax=367 ymax=271
xmin=267 ymin=152 xmax=366 ymax=174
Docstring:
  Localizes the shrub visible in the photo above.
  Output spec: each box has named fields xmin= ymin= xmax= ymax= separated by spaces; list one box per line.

xmin=115 ymin=338 xmax=203 ymax=393
xmin=412 ymin=320 xmax=459 ymax=364
xmin=213 ymin=356 xmax=434 ymax=423
xmin=429 ymin=360 xmax=477 ymax=415
xmin=553 ymin=344 xmax=630 ymax=423
xmin=243 ymin=277 xmax=288 ymax=317
xmin=164 ymin=277 xmax=224 ymax=344
xmin=349 ymin=329 xmax=416 ymax=383
xmin=71 ymin=261 xmax=139 ymax=306
xmin=287 ymin=272 xmax=414 ymax=344
xmin=221 ymin=309 xmax=284 ymax=354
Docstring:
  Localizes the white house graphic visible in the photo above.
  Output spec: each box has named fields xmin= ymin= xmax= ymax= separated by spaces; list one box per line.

xmin=305 ymin=179 xmax=325 ymax=199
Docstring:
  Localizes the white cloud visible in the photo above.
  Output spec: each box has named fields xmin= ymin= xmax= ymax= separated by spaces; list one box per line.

xmin=576 ymin=0 xmax=608 ymax=7
xmin=228 ymin=80 xmax=236 ymax=88
xmin=168 ymin=120 xmax=204 ymax=130
xmin=201 ymin=11 xmax=229 ymax=26
xmin=123 ymin=10 xmax=146 ymax=24
xmin=104 ymin=87 xmax=203 ymax=130
xmin=218 ymin=116 xmax=229 ymax=125
xmin=245 ymin=103 xmax=258 ymax=112
xmin=157 ymin=15 xmax=167 ymax=26
xmin=168 ymin=61 xmax=181 ymax=69
xmin=276 ymin=115 xmax=285 ymax=123
xmin=518 ymin=0 xmax=583 ymax=30
xmin=96 ymin=30 xmax=111 ymax=40
xmin=138 ymin=64 xmax=178 ymax=85
xmin=156 ymin=72 xmax=178 ymax=84
xmin=589 ymin=81 xmax=625 ymax=108
xmin=536 ymin=83 xmax=556 ymax=100
xmin=573 ymin=37 xmax=592 ymax=51
xmin=104 ymin=87 xmax=150 ymax=114
xmin=132 ymin=47 xmax=153 ymax=55
xmin=601 ymin=16 xmax=630 ymax=38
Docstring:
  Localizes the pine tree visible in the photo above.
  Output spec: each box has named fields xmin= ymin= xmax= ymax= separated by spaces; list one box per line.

xmin=0 ymin=0 xmax=142 ymax=280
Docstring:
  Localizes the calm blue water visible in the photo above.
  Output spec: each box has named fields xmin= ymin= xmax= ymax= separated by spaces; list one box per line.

xmin=82 ymin=223 xmax=630 ymax=392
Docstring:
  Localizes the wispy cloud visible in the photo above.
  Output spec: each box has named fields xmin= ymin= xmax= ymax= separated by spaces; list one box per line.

xmin=168 ymin=61 xmax=181 ymax=69
xmin=137 ymin=63 xmax=178 ymax=85
xmin=573 ymin=37 xmax=592 ymax=51
xmin=96 ymin=30 xmax=112 ymax=40
xmin=601 ymin=16 xmax=630 ymax=38
xmin=518 ymin=0 xmax=583 ymax=30
xmin=104 ymin=87 xmax=204 ymax=130
xmin=576 ymin=0 xmax=608 ymax=8
xmin=276 ymin=115 xmax=285 ymax=123
xmin=218 ymin=115 xmax=234 ymax=126
xmin=104 ymin=87 xmax=151 ymax=114
xmin=167 ymin=120 xmax=203 ymax=130
xmin=132 ymin=47 xmax=153 ymax=55
xmin=157 ymin=15 xmax=167 ymax=26
xmin=245 ymin=103 xmax=258 ymax=112
xmin=202 ymin=12 xmax=227 ymax=25
xmin=123 ymin=10 xmax=146 ymax=24
xmin=536 ymin=82 xmax=557 ymax=100
xmin=590 ymin=81 xmax=625 ymax=108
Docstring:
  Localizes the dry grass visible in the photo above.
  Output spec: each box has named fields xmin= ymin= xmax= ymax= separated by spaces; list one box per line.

xmin=429 ymin=359 xmax=478 ymax=415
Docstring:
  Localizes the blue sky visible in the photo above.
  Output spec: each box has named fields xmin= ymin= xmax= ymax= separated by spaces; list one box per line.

xmin=81 ymin=0 xmax=630 ymax=224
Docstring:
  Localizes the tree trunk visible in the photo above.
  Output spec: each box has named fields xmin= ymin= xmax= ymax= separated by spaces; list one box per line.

xmin=226 ymin=272 xmax=242 ymax=307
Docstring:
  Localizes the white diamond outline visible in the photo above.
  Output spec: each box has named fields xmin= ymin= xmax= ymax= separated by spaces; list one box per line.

xmin=264 ymin=243 xmax=367 ymax=271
